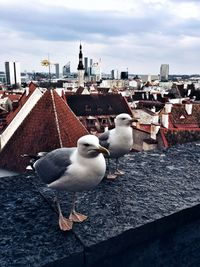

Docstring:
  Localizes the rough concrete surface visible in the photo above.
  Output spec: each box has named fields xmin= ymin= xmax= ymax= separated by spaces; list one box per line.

xmin=1 ymin=141 xmax=200 ymax=266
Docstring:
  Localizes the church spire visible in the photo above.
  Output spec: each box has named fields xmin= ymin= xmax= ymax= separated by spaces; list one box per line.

xmin=77 ymin=43 xmax=84 ymax=70
xmin=77 ymin=43 xmax=85 ymax=87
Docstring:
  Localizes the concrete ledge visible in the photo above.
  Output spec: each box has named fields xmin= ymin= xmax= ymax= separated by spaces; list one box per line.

xmin=1 ymin=142 xmax=200 ymax=266
xmin=0 ymin=175 xmax=84 ymax=267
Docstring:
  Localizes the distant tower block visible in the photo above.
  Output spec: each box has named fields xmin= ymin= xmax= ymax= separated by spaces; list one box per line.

xmin=63 ymin=61 xmax=71 ymax=77
xmin=120 ymin=71 xmax=128 ymax=80
xmin=84 ymin=57 xmax=89 ymax=77
xmin=111 ymin=69 xmax=119 ymax=79
xmin=160 ymin=64 xmax=169 ymax=81
xmin=91 ymin=61 xmax=102 ymax=82
xmin=5 ymin=61 xmax=21 ymax=86
xmin=55 ymin=63 xmax=59 ymax=79
xmin=77 ymin=44 xmax=85 ymax=87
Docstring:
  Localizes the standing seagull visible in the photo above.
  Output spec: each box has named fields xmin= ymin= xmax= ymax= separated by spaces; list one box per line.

xmin=99 ymin=113 xmax=134 ymax=179
xmin=32 ymin=135 xmax=109 ymax=231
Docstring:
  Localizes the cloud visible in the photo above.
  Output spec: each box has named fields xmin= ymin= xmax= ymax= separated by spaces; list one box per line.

xmin=0 ymin=0 xmax=200 ymax=74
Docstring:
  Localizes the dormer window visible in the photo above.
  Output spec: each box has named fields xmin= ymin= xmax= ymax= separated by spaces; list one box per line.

xmin=99 ymin=118 xmax=108 ymax=125
xmin=108 ymin=105 xmax=113 ymax=111
xmin=85 ymin=105 xmax=91 ymax=112
xmin=180 ymin=115 xmax=185 ymax=119
xmin=110 ymin=116 xmax=115 ymax=124
xmin=97 ymin=106 xmax=103 ymax=112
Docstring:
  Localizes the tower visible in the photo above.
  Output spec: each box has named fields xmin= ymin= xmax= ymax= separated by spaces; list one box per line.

xmin=54 ymin=63 xmax=59 ymax=79
xmin=5 ymin=61 xmax=21 ymax=86
xmin=63 ymin=61 xmax=70 ymax=77
xmin=77 ymin=44 xmax=85 ymax=87
xmin=84 ymin=57 xmax=88 ymax=77
xmin=160 ymin=64 xmax=169 ymax=81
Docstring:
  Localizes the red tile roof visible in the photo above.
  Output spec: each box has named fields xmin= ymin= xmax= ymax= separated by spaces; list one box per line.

xmin=7 ymin=93 xmax=22 ymax=102
xmin=0 ymin=89 xmax=88 ymax=172
xmin=66 ymin=94 xmax=132 ymax=116
xmin=4 ymin=83 xmax=37 ymax=130
xmin=169 ymin=103 xmax=200 ymax=128
xmin=160 ymin=103 xmax=200 ymax=147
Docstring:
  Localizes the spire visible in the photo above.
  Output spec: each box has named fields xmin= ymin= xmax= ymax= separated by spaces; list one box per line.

xmin=77 ymin=43 xmax=84 ymax=70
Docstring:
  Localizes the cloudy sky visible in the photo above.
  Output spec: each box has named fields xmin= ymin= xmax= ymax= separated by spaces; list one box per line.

xmin=0 ymin=0 xmax=200 ymax=75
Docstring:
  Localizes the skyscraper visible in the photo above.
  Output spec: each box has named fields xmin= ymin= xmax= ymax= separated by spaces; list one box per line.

xmin=111 ymin=69 xmax=119 ymax=79
xmin=84 ymin=57 xmax=88 ymax=77
xmin=5 ymin=61 xmax=21 ymax=86
xmin=91 ymin=61 xmax=102 ymax=81
xmin=63 ymin=62 xmax=71 ymax=77
xmin=54 ymin=63 xmax=59 ymax=79
xmin=160 ymin=64 xmax=169 ymax=81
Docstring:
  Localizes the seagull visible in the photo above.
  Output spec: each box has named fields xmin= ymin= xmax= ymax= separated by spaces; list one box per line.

xmin=27 ymin=135 xmax=109 ymax=231
xmin=99 ymin=113 xmax=134 ymax=179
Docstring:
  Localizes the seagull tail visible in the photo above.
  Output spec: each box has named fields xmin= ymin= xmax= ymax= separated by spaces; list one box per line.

xmin=21 ymin=152 xmax=48 ymax=171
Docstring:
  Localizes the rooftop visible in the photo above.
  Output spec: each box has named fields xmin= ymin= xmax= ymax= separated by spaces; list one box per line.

xmin=0 ymin=89 xmax=88 ymax=172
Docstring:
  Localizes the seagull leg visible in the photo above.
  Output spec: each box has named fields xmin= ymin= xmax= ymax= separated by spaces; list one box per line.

xmin=106 ymin=158 xmax=117 ymax=179
xmin=69 ymin=193 xmax=87 ymax=222
xmin=54 ymin=197 xmax=73 ymax=231
xmin=114 ymin=158 xmax=125 ymax=175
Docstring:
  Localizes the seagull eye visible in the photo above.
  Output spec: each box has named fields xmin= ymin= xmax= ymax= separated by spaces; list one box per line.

xmin=122 ymin=118 xmax=126 ymax=120
xmin=84 ymin=143 xmax=90 ymax=147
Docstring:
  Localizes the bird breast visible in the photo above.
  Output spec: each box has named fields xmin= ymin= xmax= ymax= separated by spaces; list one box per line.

xmin=109 ymin=127 xmax=133 ymax=157
xmin=48 ymin=153 xmax=106 ymax=192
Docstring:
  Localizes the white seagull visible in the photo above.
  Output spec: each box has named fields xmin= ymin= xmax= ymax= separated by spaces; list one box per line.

xmin=99 ymin=113 xmax=134 ymax=179
xmin=31 ymin=135 xmax=109 ymax=231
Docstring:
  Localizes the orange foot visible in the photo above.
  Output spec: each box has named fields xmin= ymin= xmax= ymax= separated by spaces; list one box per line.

xmin=59 ymin=216 xmax=73 ymax=231
xmin=106 ymin=173 xmax=117 ymax=179
xmin=114 ymin=169 xmax=125 ymax=175
xmin=69 ymin=211 xmax=88 ymax=222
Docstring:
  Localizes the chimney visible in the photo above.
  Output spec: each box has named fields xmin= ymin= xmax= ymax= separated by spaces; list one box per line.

xmin=153 ymin=93 xmax=157 ymax=101
xmin=152 ymin=114 xmax=159 ymax=124
xmin=151 ymin=123 xmax=160 ymax=140
xmin=135 ymin=120 xmax=140 ymax=129
xmin=151 ymin=106 xmax=156 ymax=113
xmin=164 ymin=102 xmax=172 ymax=113
xmin=185 ymin=102 xmax=193 ymax=115
xmin=25 ymin=87 xmax=29 ymax=96
xmin=161 ymin=113 xmax=169 ymax=128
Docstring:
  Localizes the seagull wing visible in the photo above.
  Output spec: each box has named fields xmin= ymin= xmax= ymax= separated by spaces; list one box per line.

xmin=98 ymin=131 xmax=110 ymax=150
xmin=34 ymin=147 xmax=75 ymax=185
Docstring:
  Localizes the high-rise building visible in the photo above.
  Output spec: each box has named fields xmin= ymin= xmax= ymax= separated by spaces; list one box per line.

xmin=89 ymin=59 xmax=93 ymax=76
xmin=5 ymin=61 xmax=21 ymax=85
xmin=120 ymin=71 xmax=128 ymax=80
xmin=111 ymin=69 xmax=119 ymax=79
xmin=63 ymin=62 xmax=71 ymax=76
xmin=160 ymin=64 xmax=169 ymax=81
xmin=84 ymin=57 xmax=89 ymax=77
xmin=91 ymin=61 xmax=102 ymax=82
xmin=54 ymin=63 xmax=59 ymax=79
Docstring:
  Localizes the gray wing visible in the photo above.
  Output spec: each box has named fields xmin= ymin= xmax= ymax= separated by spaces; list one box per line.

xmin=34 ymin=147 xmax=75 ymax=184
xmin=98 ymin=131 xmax=110 ymax=149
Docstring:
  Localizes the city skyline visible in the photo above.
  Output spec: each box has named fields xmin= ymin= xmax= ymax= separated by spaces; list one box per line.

xmin=0 ymin=0 xmax=200 ymax=75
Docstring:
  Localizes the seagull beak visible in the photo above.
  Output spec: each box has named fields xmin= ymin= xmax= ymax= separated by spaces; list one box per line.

xmin=129 ymin=118 xmax=134 ymax=125
xmin=97 ymin=145 xmax=110 ymax=156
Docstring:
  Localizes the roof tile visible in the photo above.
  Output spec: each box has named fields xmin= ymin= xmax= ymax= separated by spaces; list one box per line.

xmin=0 ymin=90 xmax=88 ymax=172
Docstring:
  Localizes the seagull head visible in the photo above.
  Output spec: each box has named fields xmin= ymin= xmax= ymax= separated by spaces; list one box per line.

xmin=114 ymin=113 xmax=134 ymax=127
xmin=77 ymin=134 xmax=110 ymax=158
